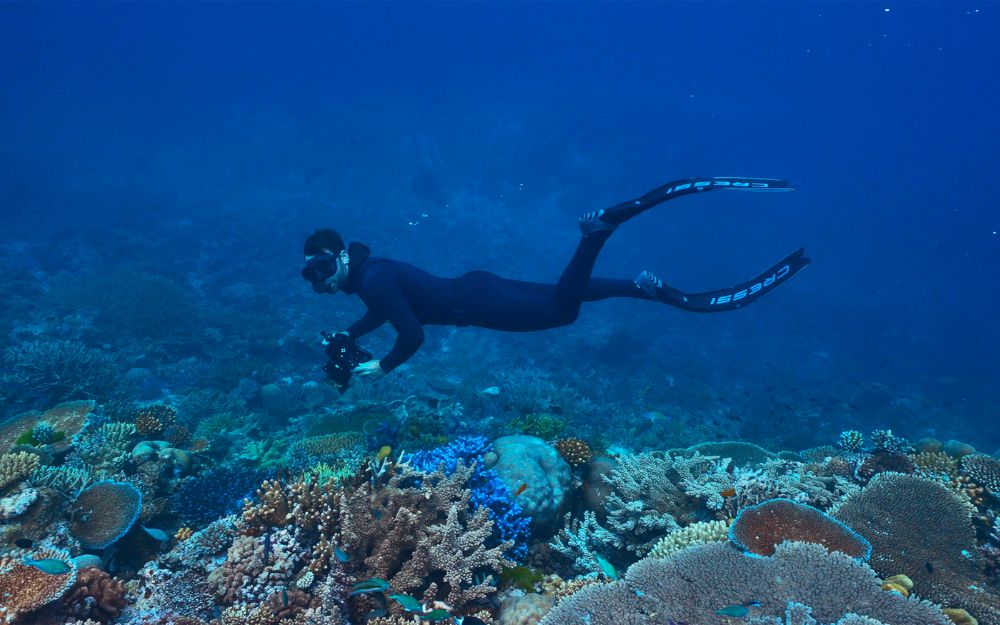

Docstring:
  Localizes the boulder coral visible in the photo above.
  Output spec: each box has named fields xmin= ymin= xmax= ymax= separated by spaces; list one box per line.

xmin=731 ymin=498 xmax=872 ymax=559
xmin=488 ymin=435 xmax=571 ymax=533
xmin=70 ymin=480 xmax=143 ymax=549
xmin=538 ymin=541 xmax=950 ymax=625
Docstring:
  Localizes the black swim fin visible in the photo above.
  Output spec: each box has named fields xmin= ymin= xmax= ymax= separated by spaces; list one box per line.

xmin=593 ymin=176 xmax=794 ymax=229
xmin=643 ymin=247 xmax=810 ymax=312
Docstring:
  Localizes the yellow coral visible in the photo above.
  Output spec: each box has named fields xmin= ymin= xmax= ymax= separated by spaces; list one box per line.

xmin=942 ymin=608 xmax=978 ymax=625
xmin=0 ymin=451 xmax=41 ymax=492
xmin=647 ymin=519 xmax=731 ymax=559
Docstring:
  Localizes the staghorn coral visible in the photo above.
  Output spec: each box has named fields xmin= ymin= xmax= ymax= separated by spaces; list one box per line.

xmin=549 ymin=510 xmax=623 ymax=574
xmin=341 ymin=461 xmax=512 ymax=614
xmin=539 ymin=541 xmax=951 ymax=625
xmin=70 ymin=480 xmax=143 ymax=549
xmin=833 ymin=473 xmax=1000 ymax=625
xmin=600 ymin=452 xmax=692 ymax=554
xmin=0 ymin=547 xmax=77 ymax=624
xmin=646 ymin=519 xmax=730 ymax=559
xmin=0 ymin=451 xmax=40 ymax=493
xmin=730 ymin=498 xmax=871 ymax=559
xmin=961 ymin=454 xmax=1000 ymax=497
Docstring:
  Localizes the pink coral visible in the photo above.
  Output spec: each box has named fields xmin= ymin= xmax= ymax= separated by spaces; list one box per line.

xmin=730 ymin=498 xmax=871 ymax=559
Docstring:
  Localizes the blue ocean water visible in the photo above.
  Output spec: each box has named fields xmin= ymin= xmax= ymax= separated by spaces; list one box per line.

xmin=1 ymin=3 xmax=998 ymax=625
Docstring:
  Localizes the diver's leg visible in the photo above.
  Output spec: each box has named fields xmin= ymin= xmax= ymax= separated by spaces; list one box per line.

xmin=553 ymin=230 xmax=613 ymax=321
xmin=579 ymin=176 xmax=794 ymax=234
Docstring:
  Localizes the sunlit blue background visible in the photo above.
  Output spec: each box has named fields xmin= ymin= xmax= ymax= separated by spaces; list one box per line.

xmin=2 ymin=2 xmax=997 ymax=449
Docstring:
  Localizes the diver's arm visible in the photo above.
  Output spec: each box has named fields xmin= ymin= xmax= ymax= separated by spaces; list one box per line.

xmin=345 ymin=310 xmax=385 ymax=339
xmin=356 ymin=268 xmax=424 ymax=373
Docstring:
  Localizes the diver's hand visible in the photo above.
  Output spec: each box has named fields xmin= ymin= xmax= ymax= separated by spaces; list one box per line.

xmin=353 ymin=359 xmax=385 ymax=379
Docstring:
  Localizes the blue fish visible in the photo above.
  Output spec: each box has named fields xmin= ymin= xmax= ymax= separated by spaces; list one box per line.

xmin=141 ymin=526 xmax=170 ymax=542
xmin=334 ymin=546 xmax=350 ymax=562
xmin=595 ymin=554 xmax=618 ymax=580
xmin=715 ymin=601 xmax=761 ymax=617
xmin=349 ymin=577 xmax=391 ymax=596
xmin=23 ymin=558 xmax=72 ymax=575
xmin=388 ymin=594 xmax=423 ymax=612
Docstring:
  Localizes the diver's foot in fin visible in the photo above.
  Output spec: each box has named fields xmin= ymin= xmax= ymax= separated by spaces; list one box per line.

xmin=578 ymin=209 xmax=618 ymax=235
xmin=634 ymin=270 xmax=663 ymax=297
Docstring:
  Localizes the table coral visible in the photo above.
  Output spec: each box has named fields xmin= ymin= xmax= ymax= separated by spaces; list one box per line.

xmin=538 ymin=541 xmax=951 ymax=625
xmin=731 ymin=499 xmax=871 ymax=559
xmin=832 ymin=473 xmax=1000 ymax=625
xmin=0 ymin=547 xmax=77 ymax=624
xmin=70 ymin=480 xmax=143 ymax=549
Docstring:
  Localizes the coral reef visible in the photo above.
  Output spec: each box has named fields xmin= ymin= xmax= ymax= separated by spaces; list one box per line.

xmin=553 ymin=438 xmax=592 ymax=467
xmin=962 ymin=454 xmax=1000 ymax=498
xmin=730 ymin=498 xmax=872 ymax=559
xmin=539 ymin=541 xmax=951 ymax=625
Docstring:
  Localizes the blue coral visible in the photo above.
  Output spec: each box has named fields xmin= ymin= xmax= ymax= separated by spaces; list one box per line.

xmin=170 ymin=466 xmax=271 ymax=526
xmin=411 ymin=436 xmax=531 ymax=560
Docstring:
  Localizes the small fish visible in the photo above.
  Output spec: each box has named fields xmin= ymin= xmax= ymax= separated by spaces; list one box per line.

xmin=23 ymin=558 xmax=72 ymax=575
xmin=334 ymin=546 xmax=350 ymax=562
xmin=13 ymin=538 xmax=33 ymax=549
xmin=595 ymin=554 xmax=618 ymax=580
xmin=366 ymin=608 xmax=388 ymax=619
xmin=480 ymin=386 xmax=501 ymax=396
xmin=262 ymin=532 xmax=272 ymax=563
xmin=455 ymin=617 xmax=488 ymax=625
xmin=388 ymin=594 xmax=424 ymax=612
xmin=715 ymin=601 xmax=761 ymax=617
xmin=141 ymin=526 xmax=170 ymax=542
xmin=720 ymin=487 xmax=736 ymax=498
xmin=350 ymin=577 xmax=391 ymax=596
xmin=925 ymin=561 xmax=935 ymax=573
xmin=513 ymin=483 xmax=528 ymax=497
xmin=377 ymin=445 xmax=392 ymax=462
xmin=421 ymin=609 xmax=451 ymax=622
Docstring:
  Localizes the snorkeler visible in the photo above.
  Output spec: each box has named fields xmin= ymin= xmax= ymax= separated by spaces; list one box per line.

xmin=301 ymin=177 xmax=810 ymax=380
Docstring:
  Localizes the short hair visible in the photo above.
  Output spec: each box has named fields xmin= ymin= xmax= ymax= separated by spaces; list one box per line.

xmin=303 ymin=229 xmax=345 ymax=256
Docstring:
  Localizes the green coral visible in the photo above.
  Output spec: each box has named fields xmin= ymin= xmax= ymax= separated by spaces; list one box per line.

xmin=500 ymin=565 xmax=545 ymax=592
xmin=510 ymin=412 xmax=565 ymax=440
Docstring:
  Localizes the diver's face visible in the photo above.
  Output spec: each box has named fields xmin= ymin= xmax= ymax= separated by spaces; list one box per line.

xmin=301 ymin=250 xmax=349 ymax=294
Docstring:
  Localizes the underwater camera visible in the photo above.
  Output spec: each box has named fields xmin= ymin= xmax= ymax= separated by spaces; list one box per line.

xmin=321 ymin=331 xmax=372 ymax=393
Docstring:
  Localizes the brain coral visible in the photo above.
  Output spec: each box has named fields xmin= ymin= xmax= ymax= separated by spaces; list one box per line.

xmin=538 ymin=541 xmax=950 ymax=625
xmin=70 ymin=480 xmax=143 ymax=549
xmin=0 ymin=547 xmax=77 ymax=624
xmin=731 ymin=498 xmax=871 ymax=560
xmin=832 ymin=473 xmax=1000 ymax=625
xmin=489 ymin=435 xmax=571 ymax=532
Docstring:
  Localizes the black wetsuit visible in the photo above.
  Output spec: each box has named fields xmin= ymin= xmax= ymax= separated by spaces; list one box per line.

xmin=343 ymin=230 xmax=639 ymax=372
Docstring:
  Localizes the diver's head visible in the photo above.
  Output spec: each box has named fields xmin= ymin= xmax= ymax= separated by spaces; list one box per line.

xmin=302 ymin=229 xmax=350 ymax=294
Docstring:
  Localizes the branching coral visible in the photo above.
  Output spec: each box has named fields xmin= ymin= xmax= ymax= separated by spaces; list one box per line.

xmin=0 ymin=451 xmax=40 ymax=493
xmin=60 ymin=567 xmax=128 ymax=624
xmin=600 ymin=452 xmax=694 ymax=553
xmin=646 ymin=519 xmax=730 ymax=559
xmin=539 ymin=541 xmax=951 ymax=625
xmin=961 ymin=454 xmax=1000 ymax=497
xmin=549 ymin=511 xmax=623 ymax=574
xmin=1 ymin=339 xmax=118 ymax=401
